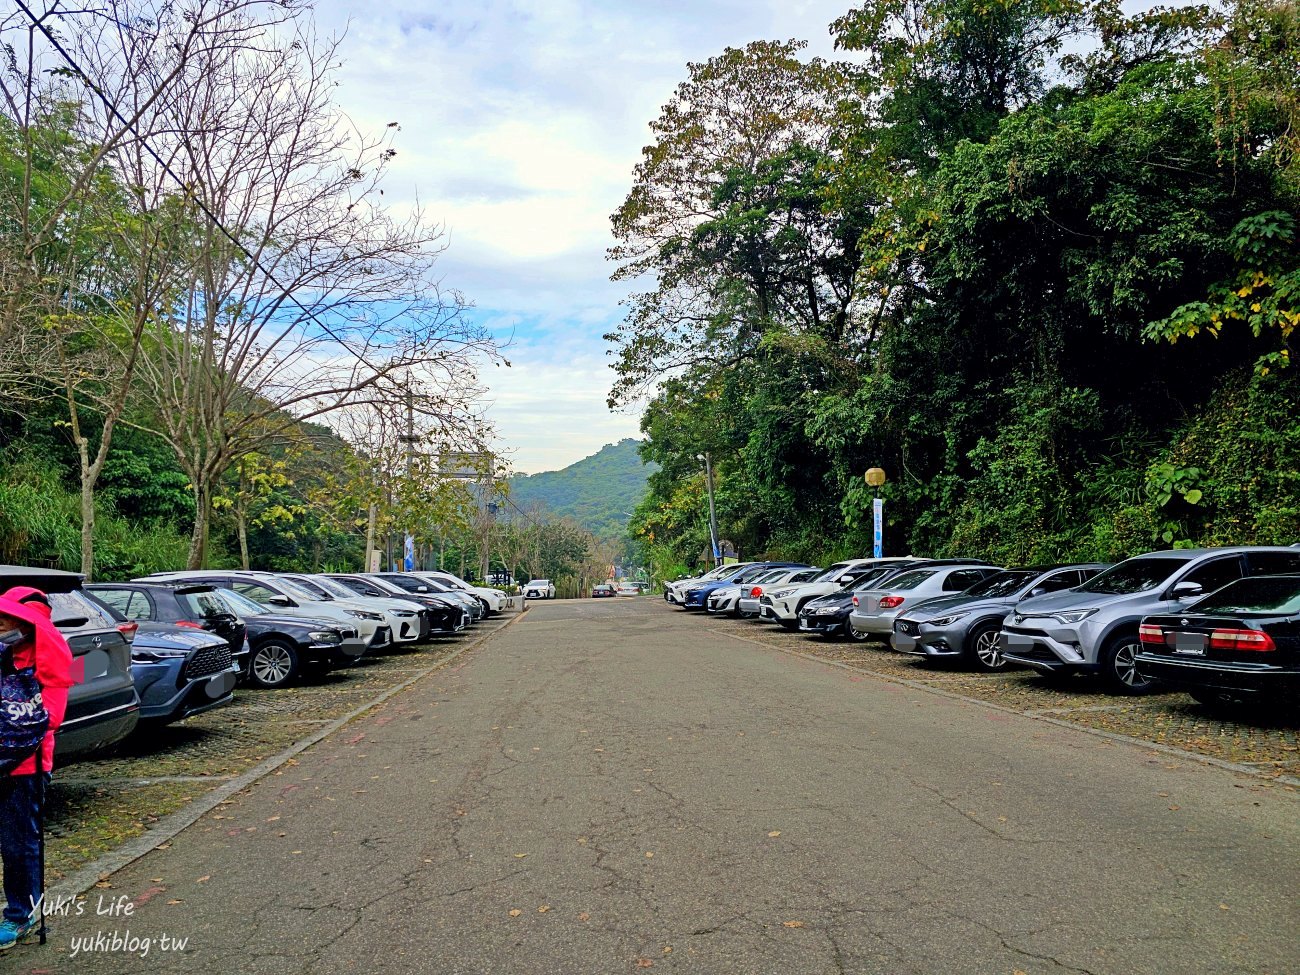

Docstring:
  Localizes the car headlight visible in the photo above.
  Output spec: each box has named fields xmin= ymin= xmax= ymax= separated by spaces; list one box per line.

xmin=345 ymin=610 xmax=384 ymax=621
xmin=815 ymin=605 xmax=838 ymax=615
xmin=132 ymin=647 xmax=189 ymax=660
xmin=392 ymin=610 xmax=416 ymax=617
xmin=308 ymin=630 xmax=342 ymax=644
xmin=771 ymin=589 xmax=795 ymax=599
xmin=1050 ymin=609 xmax=1098 ymax=624
xmin=924 ymin=613 xmax=969 ymax=627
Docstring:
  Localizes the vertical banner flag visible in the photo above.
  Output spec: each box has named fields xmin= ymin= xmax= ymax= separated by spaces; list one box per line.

xmin=403 ymin=533 xmax=415 ymax=571
xmin=872 ymin=497 xmax=884 ymax=559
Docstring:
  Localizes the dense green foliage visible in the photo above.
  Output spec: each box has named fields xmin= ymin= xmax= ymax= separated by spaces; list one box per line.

xmin=611 ymin=0 xmax=1300 ymax=580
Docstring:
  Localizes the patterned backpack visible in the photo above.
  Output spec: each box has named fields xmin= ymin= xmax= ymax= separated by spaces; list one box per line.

xmin=0 ymin=634 xmax=49 ymax=775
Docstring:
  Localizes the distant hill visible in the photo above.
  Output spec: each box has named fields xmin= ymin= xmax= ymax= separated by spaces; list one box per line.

xmin=506 ymin=439 xmax=655 ymax=540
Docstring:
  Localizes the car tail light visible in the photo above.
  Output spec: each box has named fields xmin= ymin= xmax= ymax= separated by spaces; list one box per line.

xmin=851 ymin=595 xmax=860 ymax=606
xmin=1138 ymin=624 xmax=1164 ymax=645
xmin=116 ymin=621 xmax=138 ymax=644
xmin=175 ymin=620 xmax=204 ymax=629
xmin=1208 ymin=628 xmax=1275 ymax=652
xmin=879 ymin=596 xmax=904 ymax=609
xmin=750 ymin=587 xmax=763 ymax=597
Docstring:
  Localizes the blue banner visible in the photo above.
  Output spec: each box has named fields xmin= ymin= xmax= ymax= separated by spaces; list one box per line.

xmin=403 ymin=533 xmax=415 ymax=571
xmin=872 ymin=497 xmax=884 ymax=558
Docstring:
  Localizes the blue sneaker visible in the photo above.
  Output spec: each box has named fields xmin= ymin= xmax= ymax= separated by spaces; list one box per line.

xmin=0 ymin=916 xmax=37 ymax=950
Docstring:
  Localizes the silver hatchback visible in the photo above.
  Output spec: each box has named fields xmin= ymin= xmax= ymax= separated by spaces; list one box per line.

xmin=848 ymin=564 xmax=1002 ymax=639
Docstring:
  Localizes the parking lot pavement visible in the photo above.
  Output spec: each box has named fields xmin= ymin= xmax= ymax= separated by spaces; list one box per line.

xmin=687 ymin=604 xmax=1300 ymax=781
xmin=41 ymin=616 xmax=518 ymax=888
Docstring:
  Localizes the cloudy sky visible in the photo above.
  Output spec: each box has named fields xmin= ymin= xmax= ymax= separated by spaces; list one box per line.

xmin=310 ymin=0 xmax=856 ymax=473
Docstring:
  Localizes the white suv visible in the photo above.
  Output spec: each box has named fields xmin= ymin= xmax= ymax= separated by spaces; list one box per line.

xmin=524 ymin=579 xmax=556 ymax=599
xmin=758 ymin=558 xmax=918 ymax=628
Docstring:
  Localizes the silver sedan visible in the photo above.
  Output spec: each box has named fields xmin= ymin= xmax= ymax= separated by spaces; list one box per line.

xmin=847 ymin=564 xmax=1001 ymax=639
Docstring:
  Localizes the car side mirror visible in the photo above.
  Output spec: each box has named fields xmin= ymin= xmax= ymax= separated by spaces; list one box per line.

xmin=1169 ymin=581 xmax=1203 ymax=600
xmin=267 ymin=595 xmax=293 ymax=607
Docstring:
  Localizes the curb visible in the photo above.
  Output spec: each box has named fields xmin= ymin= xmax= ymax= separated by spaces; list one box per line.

xmin=50 ymin=610 xmax=528 ymax=900
xmin=717 ymin=628 xmax=1300 ymax=788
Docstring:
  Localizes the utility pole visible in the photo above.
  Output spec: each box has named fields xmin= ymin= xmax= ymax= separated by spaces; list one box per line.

xmin=696 ymin=452 xmax=720 ymax=569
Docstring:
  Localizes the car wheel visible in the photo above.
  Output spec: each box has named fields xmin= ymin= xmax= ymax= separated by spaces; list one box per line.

xmin=967 ymin=623 xmax=1008 ymax=672
xmin=1100 ymin=632 xmax=1158 ymax=695
xmin=846 ymin=619 xmax=870 ymax=642
xmin=248 ymin=640 xmax=299 ymax=689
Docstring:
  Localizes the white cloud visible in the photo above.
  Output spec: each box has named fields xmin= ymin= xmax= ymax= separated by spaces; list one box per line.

xmin=312 ymin=0 xmax=852 ymax=472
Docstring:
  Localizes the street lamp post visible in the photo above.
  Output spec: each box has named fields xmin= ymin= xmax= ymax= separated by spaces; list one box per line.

xmin=696 ymin=452 xmax=721 ymax=569
xmin=865 ymin=467 xmax=886 ymax=558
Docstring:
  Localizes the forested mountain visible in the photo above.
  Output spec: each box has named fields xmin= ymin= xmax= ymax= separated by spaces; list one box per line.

xmin=507 ymin=440 xmax=655 ymax=539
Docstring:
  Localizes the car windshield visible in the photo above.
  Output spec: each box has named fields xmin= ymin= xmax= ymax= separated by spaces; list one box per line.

xmin=286 ymin=576 xmax=334 ymax=600
xmin=1189 ymin=576 xmax=1300 ymax=615
xmin=840 ymin=567 xmax=895 ymax=593
xmin=178 ymin=590 xmax=234 ymax=618
xmin=1077 ymin=556 xmax=1189 ymax=595
xmin=273 ymin=578 xmax=321 ymax=602
xmin=213 ymin=588 xmax=267 ymax=617
xmin=878 ymin=569 xmax=938 ymax=591
xmin=424 ymin=574 xmax=469 ymax=591
xmin=963 ymin=570 xmax=1037 ymax=599
xmin=813 ymin=564 xmax=853 ymax=582
xmin=309 ymin=576 xmax=359 ymax=599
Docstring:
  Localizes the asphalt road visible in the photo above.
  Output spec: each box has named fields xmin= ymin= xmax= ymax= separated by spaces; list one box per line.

xmin=19 ymin=599 xmax=1297 ymax=974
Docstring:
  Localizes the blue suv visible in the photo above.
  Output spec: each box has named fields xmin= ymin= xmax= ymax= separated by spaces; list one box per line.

xmin=680 ymin=562 xmax=809 ymax=610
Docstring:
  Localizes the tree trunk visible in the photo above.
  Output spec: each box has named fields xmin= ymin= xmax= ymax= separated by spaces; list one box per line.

xmin=237 ymin=505 xmax=250 ymax=570
xmin=79 ymin=461 xmax=95 ymax=580
xmin=187 ymin=486 xmax=211 ymax=569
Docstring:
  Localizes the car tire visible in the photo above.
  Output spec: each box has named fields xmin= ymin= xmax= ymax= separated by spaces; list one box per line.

xmin=1100 ymin=631 xmax=1158 ymax=695
xmin=966 ymin=622 xmax=1008 ymax=672
xmin=846 ymin=619 xmax=870 ymax=642
xmin=248 ymin=639 xmax=300 ymax=689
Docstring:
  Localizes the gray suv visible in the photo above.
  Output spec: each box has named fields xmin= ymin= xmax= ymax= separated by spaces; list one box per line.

xmin=891 ymin=564 xmax=1108 ymax=671
xmin=999 ymin=547 xmax=1300 ymax=693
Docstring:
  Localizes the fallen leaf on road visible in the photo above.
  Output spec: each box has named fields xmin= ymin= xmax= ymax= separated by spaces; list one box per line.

xmin=578 ymin=912 xmax=590 ymax=921
xmin=645 ymin=852 xmax=654 ymax=858
xmin=151 ymin=878 xmax=163 ymax=883
xmin=1219 ymin=903 xmax=1230 ymax=911
xmin=196 ymin=876 xmax=210 ymax=884
xmin=267 ymin=815 xmax=281 ymax=822
xmin=767 ymin=831 xmax=781 ymax=838
xmin=167 ymin=899 xmax=183 ymax=905
xmin=635 ymin=959 xmax=654 ymax=968
xmin=783 ymin=921 xmax=804 ymax=928
xmin=509 ymin=909 xmax=522 ymax=917
xmin=662 ymin=947 xmax=673 ymax=955
xmin=538 ymin=905 xmax=550 ymax=913
xmin=514 ymin=853 xmax=529 ymax=859
xmin=577 ymin=837 xmax=588 ymax=845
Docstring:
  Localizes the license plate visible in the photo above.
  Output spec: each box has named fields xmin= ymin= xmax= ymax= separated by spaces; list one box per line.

xmin=892 ymin=632 xmax=917 ymax=652
xmin=1004 ymin=632 xmax=1033 ymax=649
xmin=866 ymin=597 xmax=880 ymax=612
xmin=1171 ymin=633 xmax=1207 ymax=655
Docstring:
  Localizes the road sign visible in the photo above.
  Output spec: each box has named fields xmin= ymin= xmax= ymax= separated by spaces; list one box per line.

xmin=873 ymin=497 xmax=884 ymax=558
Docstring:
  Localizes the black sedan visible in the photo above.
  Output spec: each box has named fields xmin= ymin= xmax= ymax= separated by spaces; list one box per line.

xmin=213 ymin=587 xmax=362 ymax=688
xmin=327 ymin=574 xmax=469 ymax=633
xmin=1136 ymin=574 xmax=1300 ymax=711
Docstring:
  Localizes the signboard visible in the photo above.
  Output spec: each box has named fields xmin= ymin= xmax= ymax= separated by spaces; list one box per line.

xmin=873 ymin=497 xmax=884 ymax=558
xmin=366 ymin=549 xmax=381 ymax=573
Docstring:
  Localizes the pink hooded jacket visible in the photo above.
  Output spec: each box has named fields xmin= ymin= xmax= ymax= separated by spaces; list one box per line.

xmin=0 ymin=586 xmax=75 ymax=775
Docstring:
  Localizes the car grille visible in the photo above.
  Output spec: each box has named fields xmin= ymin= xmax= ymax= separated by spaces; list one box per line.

xmin=184 ymin=643 xmax=232 ymax=680
xmin=759 ymin=596 xmax=774 ymax=606
xmin=896 ymin=621 xmax=917 ymax=635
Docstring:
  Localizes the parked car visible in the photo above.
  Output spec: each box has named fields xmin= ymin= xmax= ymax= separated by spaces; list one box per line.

xmin=1136 ymin=573 xmax=1300 ymax=711
xmin=591 ymin=583 xmax=617 ymax=598
xmin=0 ymin=566 xmax=140 ymax=759
xmin=845 ymin=563 xmax=1002 ymax=640
xmin=326 ymin=574 xmax=469 ymax=633
xmin=889 ymin=565 xmax=1108 ymax=670
xmin=711 ymin=567 xmax=819 ymax=618
xmin=414 ymin=571 xmax=509 ymax=614
xmin=999 ymin=546 xmax=1300 ymax=694
xmin=369 ymin=572 xmax=485 ymax=623
xmin=759 ymin=558 xmax=922 ymax=628
xmin=682 ymin=562 xmax=808 ymax=610
xmin=85 ymin=591 xmax=238 ymax=724
xmin=87 ymin=581 xmax=249 ymax=676
xmin=793 ymin=563 xmax=933 ymax=638
xmin=143 ymin=571 xmax=379 ymax=657
xmin=664 ymin=563 xmax=755 ymax=604
xmin=736 ymin=567 xmax=822 ymax=618
xmin=616 ymin=583 xmax=640 ymax=597
xmin=524 ymin=579 xmax=556 ymax=599
xmin=284 ymin=573 xmax=430 ymax=644
xmin=211 ymin=587 xmax=361 ymax=688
